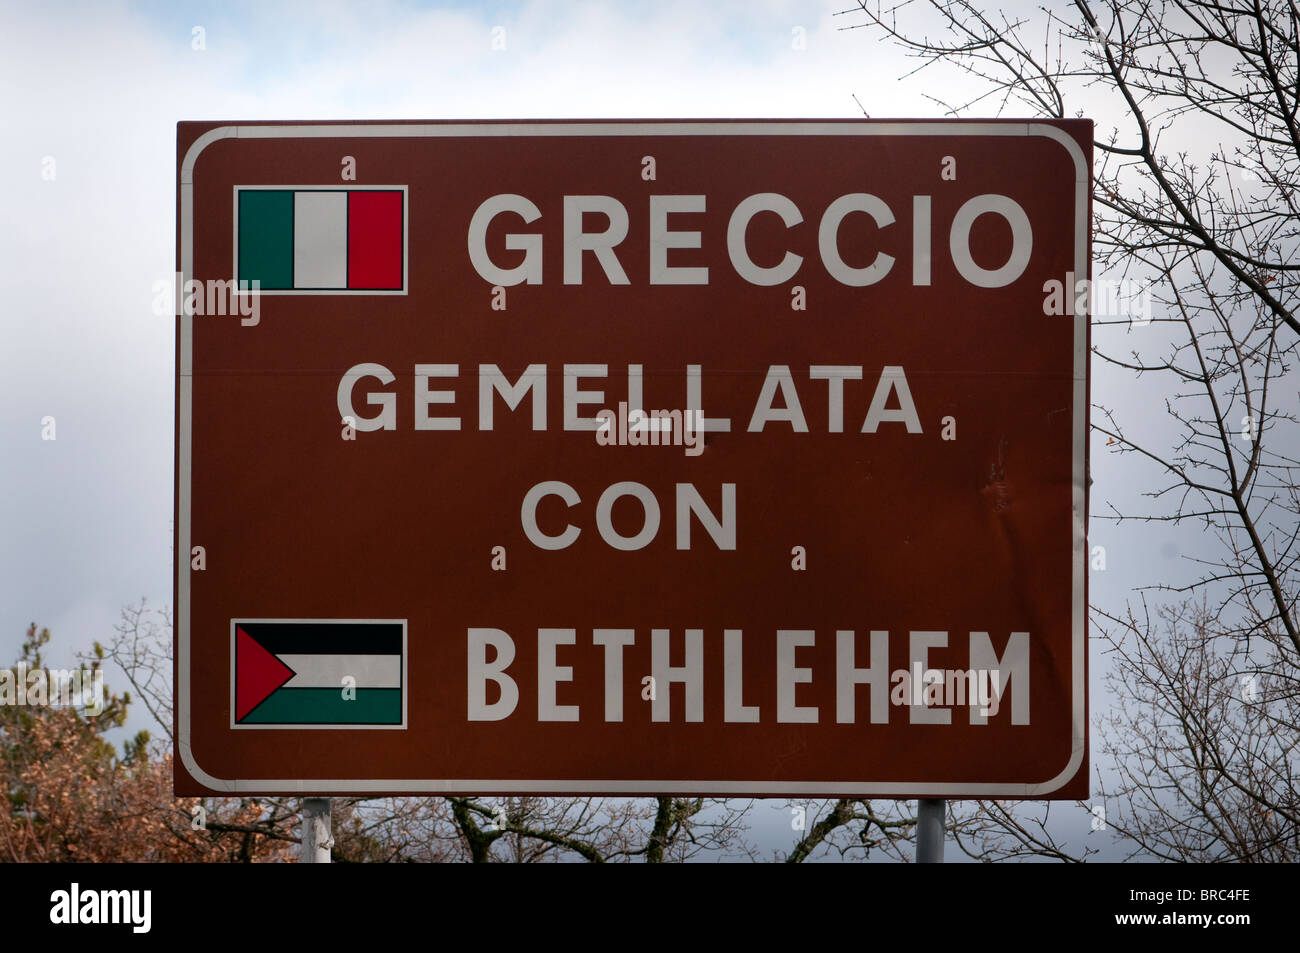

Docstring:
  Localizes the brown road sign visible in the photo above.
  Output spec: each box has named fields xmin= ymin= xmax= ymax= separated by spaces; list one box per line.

xmin=175 ymin=119 xmax=1090 ymax=797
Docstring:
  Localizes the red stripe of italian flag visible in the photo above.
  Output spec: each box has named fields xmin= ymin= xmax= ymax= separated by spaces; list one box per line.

xmin=237 ymin=189 xmax=403 ymax=291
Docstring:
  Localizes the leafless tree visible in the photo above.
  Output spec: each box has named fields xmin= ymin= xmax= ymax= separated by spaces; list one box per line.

xmin=839 ymin=0 xmax=1299 ymax=859
xmin=1094 ymin=598 xmax=1298 ymax=860
xmin=780 ymin=799 xmax=920 ymax=862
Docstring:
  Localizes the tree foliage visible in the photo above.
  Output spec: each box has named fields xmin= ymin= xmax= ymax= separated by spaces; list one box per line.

xmin=0 ymin=622 xmax=295 ymax=861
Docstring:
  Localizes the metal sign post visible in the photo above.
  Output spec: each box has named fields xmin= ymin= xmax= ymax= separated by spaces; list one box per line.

xmin=917 ymin=798 xmax=945 ymax=863
xmin=300 ymin=798 xmax=332 ymax=863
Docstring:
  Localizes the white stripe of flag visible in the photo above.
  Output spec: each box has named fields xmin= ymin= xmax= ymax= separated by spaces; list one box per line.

xmin=278 ymin=654 xmax=401 ymax=689
xmin=293 ymin=192 xmax=349 ymax=288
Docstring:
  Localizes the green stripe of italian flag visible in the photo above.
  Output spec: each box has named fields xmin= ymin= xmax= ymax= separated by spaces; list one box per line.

xmin=234 ymin=621 xmax=405 ymax=727
xmin=236 ymin=188 xmax=405 ymax=291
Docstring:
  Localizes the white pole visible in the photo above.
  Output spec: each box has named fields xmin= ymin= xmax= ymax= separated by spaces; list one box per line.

xmin=301 ymin=797 xmax=333 ymax=863
xmin=917 ymin=798 xmax=945 ymax=863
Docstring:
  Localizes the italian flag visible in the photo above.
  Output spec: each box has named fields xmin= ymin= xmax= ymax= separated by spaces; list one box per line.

xmin=234 ymin=620 xmax=404 ymax=726
xmin=237 ymin=188 xmax=404 ymax=291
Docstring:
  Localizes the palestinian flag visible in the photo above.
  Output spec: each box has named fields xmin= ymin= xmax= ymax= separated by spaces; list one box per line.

xmin=233 ymin=620 xmax=405 ymax=727
xmin=236 ymin=188 xmax=405 ymax=291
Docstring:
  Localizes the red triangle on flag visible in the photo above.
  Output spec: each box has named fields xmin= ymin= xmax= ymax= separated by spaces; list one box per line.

xmin=236 ymin=626 xmax=296 ymax=721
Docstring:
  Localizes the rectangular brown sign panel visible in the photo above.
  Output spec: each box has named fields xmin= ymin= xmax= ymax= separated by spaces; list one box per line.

xmin=175 ymin=119 xmax=1090 ymax=797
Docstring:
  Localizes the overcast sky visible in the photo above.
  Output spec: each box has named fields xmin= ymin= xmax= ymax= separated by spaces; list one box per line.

xmin=0 ymin=0 xmax=1221 ymax=861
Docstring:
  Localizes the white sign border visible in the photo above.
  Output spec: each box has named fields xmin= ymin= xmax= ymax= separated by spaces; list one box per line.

xmin=178 ymin=120 xmax=1088 ymax=795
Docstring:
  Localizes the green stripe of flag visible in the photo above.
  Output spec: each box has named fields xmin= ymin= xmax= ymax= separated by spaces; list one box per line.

xmin=238 ymin=190 xmax=294 ymax=289
xmin=241 ymin=687 xmax=401 ymax=725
